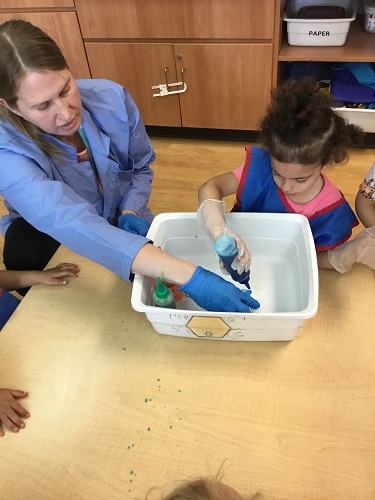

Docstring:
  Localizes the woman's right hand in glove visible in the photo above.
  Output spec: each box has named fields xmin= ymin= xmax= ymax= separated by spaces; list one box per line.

xmin=130 ymin=244 xmax=259 ymax=312
xmin=179 ymin=266 xmax=260 ymax=312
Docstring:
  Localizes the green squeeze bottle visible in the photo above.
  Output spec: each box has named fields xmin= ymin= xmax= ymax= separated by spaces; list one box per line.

xmin=153 ymin=278 xmax=177 ymax=308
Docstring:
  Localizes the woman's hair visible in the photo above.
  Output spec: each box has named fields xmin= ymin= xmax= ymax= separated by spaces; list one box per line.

xmin=0 ymin=19 xmax=69 ymax=157
xmin=260 ymin=77 xmax=364 ymax=166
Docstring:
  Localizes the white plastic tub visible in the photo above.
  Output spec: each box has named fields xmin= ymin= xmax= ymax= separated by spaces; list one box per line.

xmin=283 ymin=0 xmax=357 ymax=46
xmin=131 ymin=213 xmax=319 ymax=342
xmin=333 ymin=107 xmax=375 ymax=133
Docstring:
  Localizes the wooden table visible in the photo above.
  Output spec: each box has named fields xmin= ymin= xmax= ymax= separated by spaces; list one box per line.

xmin=0 ymin=246 xmax=374 ymax=500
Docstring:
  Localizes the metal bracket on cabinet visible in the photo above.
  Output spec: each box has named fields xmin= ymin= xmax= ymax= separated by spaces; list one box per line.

xmin=152 ymin=82 xmax=188 ymax=97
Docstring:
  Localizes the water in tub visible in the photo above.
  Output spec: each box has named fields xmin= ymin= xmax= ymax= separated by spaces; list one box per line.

xmin=159 ymin=235 xmax=303 ymax=314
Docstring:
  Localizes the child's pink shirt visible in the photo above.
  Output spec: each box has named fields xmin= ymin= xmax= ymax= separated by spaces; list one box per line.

xmin=233 ymin=165 xmax=342 ymax=218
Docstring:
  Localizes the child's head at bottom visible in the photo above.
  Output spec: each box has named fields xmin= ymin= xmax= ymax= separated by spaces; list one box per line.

xmin=149 ymin=476 xmax=263 ymax=500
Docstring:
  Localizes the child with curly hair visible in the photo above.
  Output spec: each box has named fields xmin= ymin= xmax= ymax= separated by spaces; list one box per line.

xmin=197 ymin=78 xmax=374 ymax=274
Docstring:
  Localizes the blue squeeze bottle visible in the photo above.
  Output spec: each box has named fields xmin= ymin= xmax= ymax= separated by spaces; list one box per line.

xmin=213 ymin=235 xmax=251 ymax=289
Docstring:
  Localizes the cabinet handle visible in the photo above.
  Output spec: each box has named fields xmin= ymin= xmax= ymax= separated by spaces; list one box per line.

xmin=151 ymin=65 xmax=187 ymax=97
xmin=164 ymin=67 xmax=169 ymax=87
xmin=181 ymin=67 xmax=186 ymax=84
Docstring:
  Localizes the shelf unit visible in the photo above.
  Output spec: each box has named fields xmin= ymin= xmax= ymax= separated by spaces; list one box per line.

xmin=278 ymin=15 xmax=375 ymax=132
xmin=279 ymin=15 xmax=375 ymax=62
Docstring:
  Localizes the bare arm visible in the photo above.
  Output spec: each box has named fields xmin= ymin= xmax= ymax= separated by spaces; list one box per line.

xmin=316 ymin=251 xmax=334 ymax=269
xmin=355 ymin=191 xmax=375 ymax=228
xmin=0 ymin=270 xmax=42 ymax=291
xmin=0 ymin=263 xmax=80 ymax=291
xmin=198 ymin=172 xmax=239 ymax=204
xmin=131 ymin=243 xmax=196 ymax=285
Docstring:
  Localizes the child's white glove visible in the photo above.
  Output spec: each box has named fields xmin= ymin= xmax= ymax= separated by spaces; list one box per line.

xmin=197 ymin=199 xmax=252 ymax=274
xmin=327 ymin=225 xmax=375 ymax=273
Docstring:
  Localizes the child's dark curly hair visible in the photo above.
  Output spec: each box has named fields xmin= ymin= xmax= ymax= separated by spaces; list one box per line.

xmin=159 ymin=477 xmax=263 ymax=500
xmin=260 ymin=78 xmax=364 ymax=166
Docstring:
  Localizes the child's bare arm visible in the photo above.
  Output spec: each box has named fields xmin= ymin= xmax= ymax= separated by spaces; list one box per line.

xmin=198 ymin=172 xmax=239 ymax=203
xmin=0 ymin=270 xmax=44 ymax=291
xmin=355 ymin=191 xmax=375 ymax=228
xmin=0 ymin=263 xmax=80 ymax=291
xmin=316 ymin=251 xmax=333 ymax=269
xmin=0 ymin=389 xmax=29 ymax=436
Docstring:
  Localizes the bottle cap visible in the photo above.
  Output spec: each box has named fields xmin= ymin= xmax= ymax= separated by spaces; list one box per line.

xmin=213 ymin=235 xmax=237 ymax=256
xmin=154 ymin=278 xmax=170 ymax=299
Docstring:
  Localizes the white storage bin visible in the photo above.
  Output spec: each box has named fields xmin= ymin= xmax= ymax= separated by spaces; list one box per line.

xmin=283 ymin=0 xmax=357 ymax=46
xmin=333 ymin=106 xmax=375 ymax=133
xmin=131 ymin=213 xmax=319 ymax=342
xmin=364 ymin=0 xmax=375 ymax=32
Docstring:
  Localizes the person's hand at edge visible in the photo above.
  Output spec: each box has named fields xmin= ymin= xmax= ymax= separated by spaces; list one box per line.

xmin=0 ymin=389 xmax=29 ymax=436
xmin=36 ymin=263 xmax=81 ymax=286
xmin=328 ymin=225 xmax=375 ymax=273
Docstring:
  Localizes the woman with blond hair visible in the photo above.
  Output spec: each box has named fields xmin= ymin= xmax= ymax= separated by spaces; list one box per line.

xmin=0 ymin=19 xmax=258 ymax=312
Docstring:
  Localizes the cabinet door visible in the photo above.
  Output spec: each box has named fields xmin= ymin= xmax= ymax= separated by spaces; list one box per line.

xmin=0 ymin=12 xmax=90 ymax=79
xmin=175 ymin=44 xmax=273 ymax=130
xmin=76 ymin=0 xmax=275 ymax=40
xmin=0 ymin=1 xmax=74 ymax=6
xmin=85 ymin=43 xmax=182 ymax=127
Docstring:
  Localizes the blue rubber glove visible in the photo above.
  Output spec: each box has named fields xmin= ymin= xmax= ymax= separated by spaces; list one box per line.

xmin=178 ymin=266 xmax=260 ymax=313
xmin=118 ymin=213 xmax=151 ymax=237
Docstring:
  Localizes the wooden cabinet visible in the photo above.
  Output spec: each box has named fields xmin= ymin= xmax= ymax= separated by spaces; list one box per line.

xmin=0 ymin=1 xmax=74 ymax=7
xmin=86 ymin=42 xmax=273 ymax=129
xmin=85 ymin=43 xmax=181 ymax=127
xmin=78 ymin=0 xmax=280 ymax=130
xmin=76 ymin=0 xmax=275 ymax=40
xmin=0 ymin=9 xmax=90 ymax=80
xmin=174 ymin=44 xmax=273 ymax=130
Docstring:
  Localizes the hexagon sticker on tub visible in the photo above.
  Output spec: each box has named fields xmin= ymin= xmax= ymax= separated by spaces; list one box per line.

xmin=187 ymin=316 xmax=230 ymax=338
